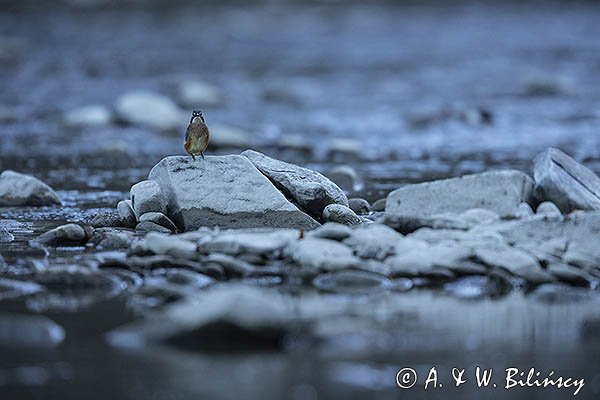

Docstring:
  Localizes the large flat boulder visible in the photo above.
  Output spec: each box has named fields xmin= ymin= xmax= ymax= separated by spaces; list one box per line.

xmin=386 ymin=170 xmax=534 ymax=218
xmin=533 ymin=147 xmax=600 ymax=213
xmin=242 ymin=150 xmax=348 ymax=220
xmin=148 ymin=156 xmax=319 ymax=231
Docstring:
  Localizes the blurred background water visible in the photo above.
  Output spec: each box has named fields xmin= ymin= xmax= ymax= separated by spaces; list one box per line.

xmin=2 ymin=1 xmax=600 ymax=399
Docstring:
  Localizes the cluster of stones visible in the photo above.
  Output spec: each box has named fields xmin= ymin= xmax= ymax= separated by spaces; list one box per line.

xmin=3 ymin=146 xmax=600 ymax=347
xmin=115 ymin=149 xmax=357 ymax=233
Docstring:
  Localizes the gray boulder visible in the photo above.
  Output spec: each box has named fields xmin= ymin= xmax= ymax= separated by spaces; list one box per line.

xmin=148 ymin=156 xmax=319 ymax=231
xmin=386 ymin=170 xmax=534 ymax=218
xmin=130 ymin=180 xmax=167 ymax=216
xmin=0 ymin=170 xmax=61 ymax=207
xmin=533 ymin=147 xmax=600 ymax=213
xmin=242 ymin=150 xmax=348 ymax=219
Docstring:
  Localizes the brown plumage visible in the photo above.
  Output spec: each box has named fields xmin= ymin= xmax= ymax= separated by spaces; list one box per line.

xmin=184 ymin=110 xmax=210 ymax=161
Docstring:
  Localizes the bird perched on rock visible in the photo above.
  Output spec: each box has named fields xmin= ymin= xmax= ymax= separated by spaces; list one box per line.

xmin=184 ymin=110 xmax=210 ymax=160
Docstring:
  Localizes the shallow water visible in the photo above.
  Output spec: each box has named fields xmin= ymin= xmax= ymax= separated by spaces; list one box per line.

xmin=2 ymin=1 xmax=600 ymax=399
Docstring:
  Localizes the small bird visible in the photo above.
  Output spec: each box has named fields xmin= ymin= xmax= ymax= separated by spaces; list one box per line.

xmin=184 ymin=110 xmax=210 ymax=161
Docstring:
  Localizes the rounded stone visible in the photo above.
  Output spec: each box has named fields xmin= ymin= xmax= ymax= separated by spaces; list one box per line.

xmin=117 ymin=200 xmax=137 ymax=228
xmin=348 ymin=198 xmax=371 ymax=215
xmin=322 ymin=204 xmax=362 ymax=226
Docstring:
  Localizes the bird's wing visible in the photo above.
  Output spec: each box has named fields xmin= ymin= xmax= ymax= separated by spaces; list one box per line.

xmin=185 ymin=125 xmax=190 ymax=142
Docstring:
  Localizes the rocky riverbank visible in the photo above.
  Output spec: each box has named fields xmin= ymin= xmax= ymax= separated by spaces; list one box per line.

xmin=1 ymin=146 xmax=600 ymax=349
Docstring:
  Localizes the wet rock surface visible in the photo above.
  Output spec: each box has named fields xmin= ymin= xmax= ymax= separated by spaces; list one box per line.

xmin=147 ymin=155 xmax=319 ymax=230
xmin=533 ymin=147 xmax=600 ymax=213
xmin=0 ymin=170 xmax=61 ymax=207
xmin=242 ymin=150 xmax=348 ymax=220
xmin=386 ymin=170 xmax=534 ymax=218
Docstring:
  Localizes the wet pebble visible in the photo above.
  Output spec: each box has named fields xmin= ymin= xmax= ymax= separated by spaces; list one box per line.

xmin=117 ymin=200 xmax=137 ymax=228
xmin=89 ymin=228 xmax=133 ymax=250
xmin=205 ymin=253 xmax=256 ymax=278
xmin=289 ymin=238 xmax=359 ymax=271
xmin=35 ymin=224 xmax=88 ymax=246
xmin=371 ymin=198 xmax=386 ymax=212
xmin=312 ymin=270 xmax=391 ymax=294
xmin=348 ymin=198 xmax=370 ymax=215
xmin=309 ymin=222 xmax=353 ymax=241
xmin=343 ymin=223 xmax=403 ymax=260
xmin=323 ymin=204 xmax=362 ymax=226
xmin=125 ymin=255 xmax=224 ymax=279
xmin=144 ymin=232 xmax=197 ymax=259
xmin=139 ymin=212 xmax=177 ymax=232
xmin=201 ymin=229 xmax=298 ymax=256
xmin=86 ymin=211 xmax=123 ymax=228
xmin=136 ymin=221 xmax=172 ymax=234
xmin=130 ymin=180 xmax=167 ymax=216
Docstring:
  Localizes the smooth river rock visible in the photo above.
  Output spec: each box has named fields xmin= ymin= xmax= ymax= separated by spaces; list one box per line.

xmin=533 ymin=147 xmax=600 ymax=213
xmin=115 ymin=90 xmax=184 ymax=131
xmin=148 ymin=156 xmax=319 ymax=230
xmin=117 ymin=200 xmax=137 ymax=228
xmin=386 ymin=169 xmax=534 ymax=219
xmin=36 ymin=224 xmax=87 ymax=245
xmin=242 ymin=150 xmax=348 ymax=219
xmin=289 ymin=238 xmax=360 ymax=271
xmin=0 ymin=170 xmax=61 ymax=207
xmin=130 ymin=180 xmax=167 ymax=216
xmin=322 ymin=204 xmax=362 ymax=226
